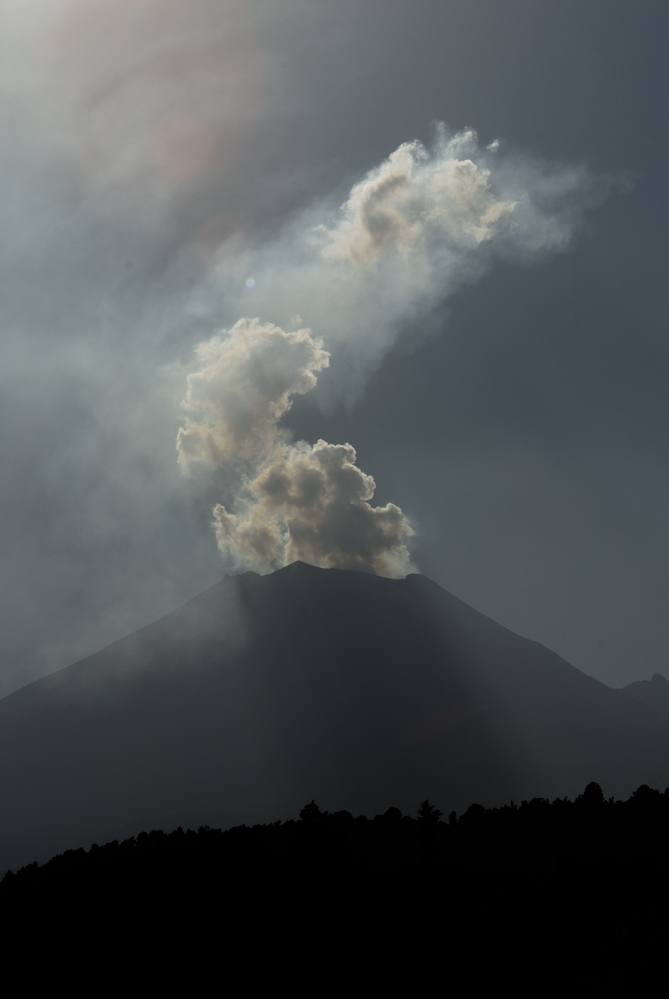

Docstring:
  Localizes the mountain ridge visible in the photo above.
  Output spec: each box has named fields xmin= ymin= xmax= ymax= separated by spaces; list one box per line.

xmin=619 ymin=671 xmax=669 ymax=722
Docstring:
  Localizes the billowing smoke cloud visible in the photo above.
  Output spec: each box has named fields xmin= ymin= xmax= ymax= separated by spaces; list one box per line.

xmin=177 ymin=318 xmax=329 ymax=469
xmin=214 ymin=439 xmax=413 ymax=577
xmin=178 ymin=319 xmax=414 ymax=576
xmin=321 ymin=131 xmax=517 ymax=267
xmin=190 ymin=126 xmax=602 ymax=400
xmin=179 ymin=127 xmax=606 ymax=577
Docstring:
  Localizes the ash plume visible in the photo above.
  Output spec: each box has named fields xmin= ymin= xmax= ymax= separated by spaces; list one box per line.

xmin=321 ymin=130 xmax=518 ymax=268
xmin=179 ymin=127 xmax=608 ymax=577
xmin=195 ymin=126 xmax=604 ymax=401
xmin=177 ymin=319 xmax=413 ymax=576
xmin=177 ymin=318 xmax=329 ymax=469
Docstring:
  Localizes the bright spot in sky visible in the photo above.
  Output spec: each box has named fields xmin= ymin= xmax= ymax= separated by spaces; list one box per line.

xmin=245 ymin=277 xmax=256 ymax=289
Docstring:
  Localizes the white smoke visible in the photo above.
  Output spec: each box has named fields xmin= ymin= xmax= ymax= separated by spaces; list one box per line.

xmin=177 ymin=318 xmax=329 ymax=468
xmin=213 ymin=439 xmax=413 ymax=577
xmin=189 ymin=126 xmax=600 ymax=399
xmin=321 ymin=130 xmax=518 ymax=267
xmin=322 ymin=125 xmax=588 ymax=270
xmin=177 ymin=319 xmax=413 ymax=576
xmin=179 ymin=127 xmax=606 ymax=577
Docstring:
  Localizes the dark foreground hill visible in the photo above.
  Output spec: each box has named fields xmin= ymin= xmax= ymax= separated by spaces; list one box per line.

xmin=0 ymin=561 xmax=668 ymax=870
xmin=2 ymin=784 xmax=668 ymax=995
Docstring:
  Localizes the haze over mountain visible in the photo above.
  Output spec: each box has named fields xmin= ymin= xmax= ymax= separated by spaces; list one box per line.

xmin=1 ymin=4 xmax=668 ymax=704
xmin=620 ymin=672 xmax=669 ymax=724
xmin=1 ymin=561 xmax=667 ymax=871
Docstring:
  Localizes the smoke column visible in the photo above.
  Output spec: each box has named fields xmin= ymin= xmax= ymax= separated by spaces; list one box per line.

xmin=177 ymin=318 xmax=414 ymax=575
xmin=178 ymin=127 xmax=606 ymax=576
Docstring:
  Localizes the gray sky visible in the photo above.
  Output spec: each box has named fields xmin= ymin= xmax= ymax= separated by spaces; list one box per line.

xmin=0 ymin=0 xmax=667 ymax=696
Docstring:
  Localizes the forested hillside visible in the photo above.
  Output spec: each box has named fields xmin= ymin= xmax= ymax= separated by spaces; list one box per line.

xmin=2 ymin=782 xmax=667 ymax=994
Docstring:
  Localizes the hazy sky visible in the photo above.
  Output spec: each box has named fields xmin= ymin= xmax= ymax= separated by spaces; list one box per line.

xmin=0 ymin=0 xmax=667 ymax=696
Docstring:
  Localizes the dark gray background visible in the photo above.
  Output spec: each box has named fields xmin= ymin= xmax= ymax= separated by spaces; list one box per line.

xmin=0 ymin=0 xmax=667 ymax=695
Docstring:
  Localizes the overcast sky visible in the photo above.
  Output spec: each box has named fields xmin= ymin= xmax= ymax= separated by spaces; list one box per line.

xmin=0 ymin=0 xmax=667 ymax=696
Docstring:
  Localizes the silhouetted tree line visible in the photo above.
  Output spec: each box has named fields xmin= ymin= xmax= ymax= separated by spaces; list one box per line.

xmin=2 ymin=783 xmax=668 ymax=995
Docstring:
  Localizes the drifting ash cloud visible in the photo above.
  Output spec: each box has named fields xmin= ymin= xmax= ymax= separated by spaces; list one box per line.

xmin=179 ymin=128 xmax=609 ymax=577
xmin=322 ymin=130 xmax=518 ymax=268
xmin=194 ymin=126 xmax=606 ymax=396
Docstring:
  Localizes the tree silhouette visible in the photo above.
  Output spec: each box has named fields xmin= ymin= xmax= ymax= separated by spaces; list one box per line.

xmin=299 ymin=800 xmax=323 ymax=822
xmin=576 ymin=782 xmax=605 ymax=807
xmin=417 ymin=799 xmax=443 ymax=825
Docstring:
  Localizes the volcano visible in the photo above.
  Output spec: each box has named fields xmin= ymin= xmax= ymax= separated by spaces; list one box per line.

xmin=1 ymin=561 xmax=667 ymax=869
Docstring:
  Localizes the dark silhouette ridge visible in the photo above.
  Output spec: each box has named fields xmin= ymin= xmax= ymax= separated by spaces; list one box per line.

xmin=1 ymin=561 xmax=668 ymax=871
xmin=620 ymin=671 xmax=669 ymax=722
xmin=2 ymin=783 xmax=668 ymax=994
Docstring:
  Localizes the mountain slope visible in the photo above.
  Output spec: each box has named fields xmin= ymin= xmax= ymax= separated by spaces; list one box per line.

xmin=620 ymin=672 xmax=669 ymax=722
xmin=0 ymin=562 xmax=667 ymax=869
